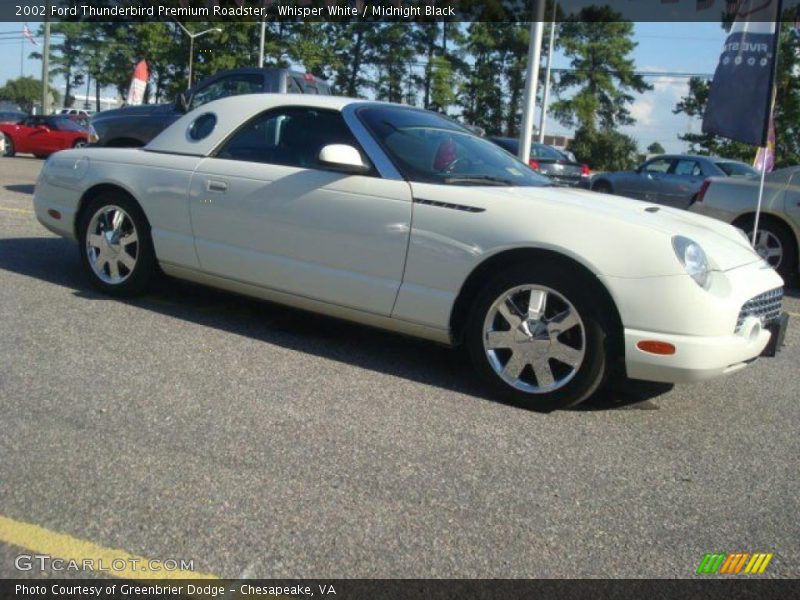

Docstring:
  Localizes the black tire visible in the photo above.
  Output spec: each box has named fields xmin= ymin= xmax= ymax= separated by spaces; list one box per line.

xmin=736 ymin=214 xmax=798 ymax=282
xmin=78 ymin=191 xmax=156 ymax=297
xmin=592 ymin=180 xmax=612 ymax=194
xmin=73 ymin=139 xmax=87 ymax=148
xmin=2 ymin=133 xmax=14 ymax=157
xmin=464 ymin=263 xmax=611 ymax=411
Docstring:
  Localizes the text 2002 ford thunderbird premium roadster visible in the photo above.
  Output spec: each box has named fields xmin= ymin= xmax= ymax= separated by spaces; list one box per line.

xmin=34 ymin=95 xmax=789 ymax=410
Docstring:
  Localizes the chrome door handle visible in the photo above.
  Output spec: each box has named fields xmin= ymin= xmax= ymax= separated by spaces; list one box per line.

xmin=207 ymin=180 xmax=228 ymax=192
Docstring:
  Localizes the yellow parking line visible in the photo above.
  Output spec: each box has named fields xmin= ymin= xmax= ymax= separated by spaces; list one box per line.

xmin=0 ymin=206 xmax=33 ymax=214
xmin=0 ymin=514 xmax=218 ymax=580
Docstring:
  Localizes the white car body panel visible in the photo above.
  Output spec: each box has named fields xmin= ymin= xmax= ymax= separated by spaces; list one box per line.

xmin=33 ymin=94 xmax=785 ymax=385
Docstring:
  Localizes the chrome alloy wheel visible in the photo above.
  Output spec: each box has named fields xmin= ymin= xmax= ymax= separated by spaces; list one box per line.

xmin=751 ymin=229 xmax=783 ymax=269
xmin=482 ymin=285 xmax=586 ymax=394
xmin=85 ymin=205 xmax=139 ymax=284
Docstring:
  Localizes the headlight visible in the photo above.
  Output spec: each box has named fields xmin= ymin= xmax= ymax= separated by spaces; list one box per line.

xmin=672 ymin=236 xmax=710 ymax=289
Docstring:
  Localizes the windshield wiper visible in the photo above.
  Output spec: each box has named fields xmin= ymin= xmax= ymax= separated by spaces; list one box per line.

xmin=442 ymin=175 xmax=516 ymax=186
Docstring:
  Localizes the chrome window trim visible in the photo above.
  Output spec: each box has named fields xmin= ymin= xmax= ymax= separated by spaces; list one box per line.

xmin=341 ymin=103 xmax=404 ymax=181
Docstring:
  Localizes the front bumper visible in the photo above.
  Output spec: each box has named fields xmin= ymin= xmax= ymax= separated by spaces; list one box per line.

xmin=624 ymin=326 xmax=772 ymax=383
xmin=614 ymin=260 xmax=786 ymax=384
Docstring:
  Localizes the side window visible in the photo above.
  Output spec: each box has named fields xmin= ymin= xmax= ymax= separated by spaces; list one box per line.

xmin=673 ymin=159 xmax=701 ymax=176
xmin=189 ymin=74 xmax=263 ymax=110
xmin=644 ymin=158 xmax=672 ymax=174
xmin=216 ymin=107 xmax=366 ymax=171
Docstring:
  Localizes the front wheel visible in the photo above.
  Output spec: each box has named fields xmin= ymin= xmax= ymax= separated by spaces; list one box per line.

xmin=73 ymin=139 xmax=87 ymax=148
xmin=465 ymin=264 xmax=610 ymax=411
xmin=78 ymin=193 xmax=156 ymax=296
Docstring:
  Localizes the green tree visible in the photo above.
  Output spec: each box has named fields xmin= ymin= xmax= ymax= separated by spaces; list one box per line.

xmin=647 ymin=142 xmax=665 ymax=155
xmin=458 ymin=23 xmax=506 ymax=133
xmin=31 ymin=23 xmax=85 ymax=108
xmin=552 ymin=9 xmax=651 ymax=130
xmin=569 ymin=127 xmax=639 ymax=171
xmin=429 ymin=55 xmax=456 ymax=112
xmin=0 ymin=76 xmax=59 ymax=113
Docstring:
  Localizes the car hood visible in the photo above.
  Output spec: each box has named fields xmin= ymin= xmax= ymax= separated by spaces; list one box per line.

xmin=91 ymin=103 xmax=174 ymax=121
xmin=411 ymin=183 xmax=761 ymax=272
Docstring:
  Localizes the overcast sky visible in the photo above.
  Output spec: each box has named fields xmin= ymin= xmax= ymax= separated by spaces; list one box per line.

xmin=0 ymin=21 xmax=728 ymax=154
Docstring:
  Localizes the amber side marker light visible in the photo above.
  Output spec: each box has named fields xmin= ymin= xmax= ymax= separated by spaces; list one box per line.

xmin=47 ymin=209 xmax=61 ymax=220
xmin=637 ymin=340 xmax=676 ymax=355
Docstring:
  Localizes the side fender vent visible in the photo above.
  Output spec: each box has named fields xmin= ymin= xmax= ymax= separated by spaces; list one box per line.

xmin=413 ymin=198 xmax=485 ymax=213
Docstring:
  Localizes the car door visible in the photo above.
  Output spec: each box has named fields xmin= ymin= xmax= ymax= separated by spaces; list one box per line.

xmin=188 ymin=106 xmax=413 ymax=316
xmin=659 ymin=158 xmax=703 ymax=209
xmin=620 ymin=158 xmax=672 ymax=201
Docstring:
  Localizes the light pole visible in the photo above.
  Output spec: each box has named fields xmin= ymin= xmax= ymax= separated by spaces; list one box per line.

xmin=518 ymin=1 xmax=546 ymax=162
xmin=258 ymin=19 xmax=266 ymax=67
xmin=538 ymin=2 xmax=558 ymax=144
xmin=174 ymin=22 xmax=221 ymax=88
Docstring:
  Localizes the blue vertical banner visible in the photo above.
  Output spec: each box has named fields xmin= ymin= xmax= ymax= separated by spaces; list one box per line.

xmin=702 ymin=0 xmax=783 ymax=146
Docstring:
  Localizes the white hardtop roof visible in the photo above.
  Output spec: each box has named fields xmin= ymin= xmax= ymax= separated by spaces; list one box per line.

xmin=145 ymin=94 xmax=391 ymax=157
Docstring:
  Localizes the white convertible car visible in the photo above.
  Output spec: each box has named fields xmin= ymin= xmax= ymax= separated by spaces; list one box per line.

xmin=33 ymin=95 xmax=788 ymax=410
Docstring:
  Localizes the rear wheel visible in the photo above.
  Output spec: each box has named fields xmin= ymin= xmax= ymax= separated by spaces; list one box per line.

xmin=2 ymin=133 xmax=14 ymax=157
xmin=736 ymin=215 xmax=798 ymax=281
xmin=78 ymin=192 xmax=156 ymax=296
xmin=592 ymin=180 xmax=612 ymax=194
xmin=73 ymin=139 xmax=87 ymax=148
xmin=465 ymin=263 xmax=611 ymax=411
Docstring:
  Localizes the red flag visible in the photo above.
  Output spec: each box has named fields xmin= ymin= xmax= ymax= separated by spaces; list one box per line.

xmin=22 ymin=24 xmax=37 ymax=46
xmin=125 ymin=60 xmax=149 ymax=106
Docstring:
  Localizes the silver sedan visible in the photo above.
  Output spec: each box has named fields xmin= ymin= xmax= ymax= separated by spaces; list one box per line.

xmin=689 ymin=166 xmax=800 ymax=281
xmin=591 ymin=154 xmax=758 ymax=209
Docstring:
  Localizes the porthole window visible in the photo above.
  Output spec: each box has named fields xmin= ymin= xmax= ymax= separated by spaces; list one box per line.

xmin=188 ymin=113 xmax=217 ymax=141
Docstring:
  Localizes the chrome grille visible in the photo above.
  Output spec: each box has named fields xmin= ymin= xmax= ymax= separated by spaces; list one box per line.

xmin=736 ymin=288 xmax=783 ymax=332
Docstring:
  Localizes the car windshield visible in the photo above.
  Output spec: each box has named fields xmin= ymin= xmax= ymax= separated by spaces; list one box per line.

xmin=716 ymin=161 xmax=758 ymax=178
xmin=358 ymin=106 xmax=552 ymax=187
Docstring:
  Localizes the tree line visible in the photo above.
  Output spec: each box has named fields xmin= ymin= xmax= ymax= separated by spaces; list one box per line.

xmin=2 ymin=12 xmax=798 ymax=170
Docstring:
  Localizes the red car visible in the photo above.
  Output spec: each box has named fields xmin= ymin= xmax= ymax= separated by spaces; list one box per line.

xmin=1 ymin=115 xmax=91 ymax=158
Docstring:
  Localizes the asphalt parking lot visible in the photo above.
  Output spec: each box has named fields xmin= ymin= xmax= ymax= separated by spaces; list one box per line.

xmin=0 ymin=155 xmax=798 ymax=579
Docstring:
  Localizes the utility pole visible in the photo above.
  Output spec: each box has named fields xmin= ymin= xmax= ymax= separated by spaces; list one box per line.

xmin=41 ymin=17 xmax=51 ymax=114
xmin=518 ymin=1 xmax=546 ymax=162
xmin=538 ymin=2 xmax=557 ymax=144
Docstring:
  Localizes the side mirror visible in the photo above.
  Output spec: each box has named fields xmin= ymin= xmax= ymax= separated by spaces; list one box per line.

xmin=317 ymin=144 xmax=369 ymax=173
xmin=176 ymin=91 xmax=192 ymax=114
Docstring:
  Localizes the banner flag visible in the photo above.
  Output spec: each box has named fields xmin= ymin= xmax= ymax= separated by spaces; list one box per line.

xmin=125 ymin=60 xmax=149 ymax=106
xmin=701 ymin=0 xmax=783 ymax=146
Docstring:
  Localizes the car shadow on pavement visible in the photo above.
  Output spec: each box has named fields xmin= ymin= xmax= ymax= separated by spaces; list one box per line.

xmin=4 ymin=184 xmax=35 ymax=195
xmin=0 ymin=236 xmax=672 ymax=412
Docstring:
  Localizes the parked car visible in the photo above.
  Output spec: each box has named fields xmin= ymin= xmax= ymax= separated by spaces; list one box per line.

xmin=1 ymin=115 xmax=93 ymax=158
xmin=0 ymin=110 xmax=27 ymax=124
xmin=591 ymin=154 xmax=758 ymax=208
xmin=488 ymin=137 xmax=591 ymax=188
xmin=60 ymin=108 xmax=94 ymax=118
xmin=689 ymin=166 xmax=800 ymax=281
xmin=34 ymin=95 xmax=786 ymax=410
xmin=90 ymin=68 xmax=331 ymax=148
